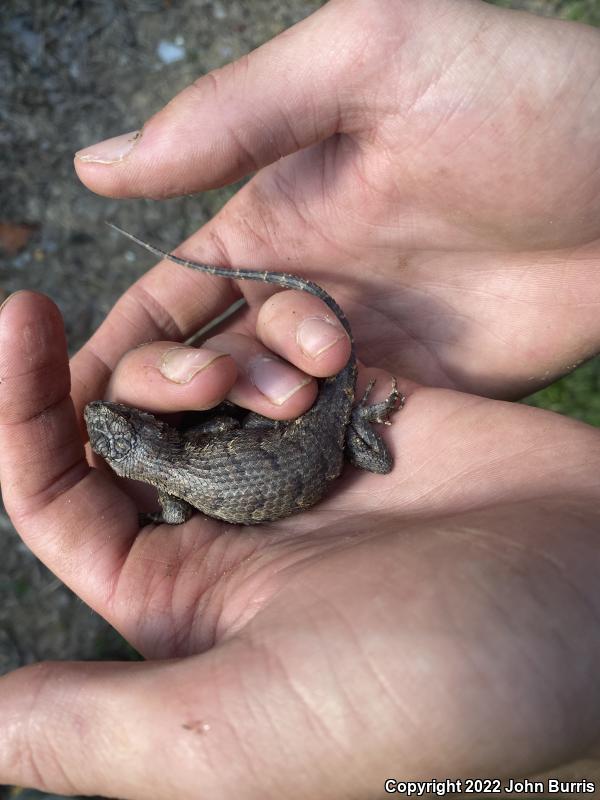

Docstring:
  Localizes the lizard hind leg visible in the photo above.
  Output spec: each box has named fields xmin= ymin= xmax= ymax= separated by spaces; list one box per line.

xmin=346 ymin=378 xmax=403 ymax=474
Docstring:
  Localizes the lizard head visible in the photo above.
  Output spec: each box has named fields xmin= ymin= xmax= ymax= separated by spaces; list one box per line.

xmin=84 ymin=401 xmax=163 ymax=477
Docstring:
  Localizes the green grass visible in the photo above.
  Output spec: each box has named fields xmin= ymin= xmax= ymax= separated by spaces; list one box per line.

xmin=560 ymin=0 xmax=600 ymax=24
xmin=524 ymin=358 xmax=600 ymax=426
xmin=486 ymin=0 xmax=600 ymax=23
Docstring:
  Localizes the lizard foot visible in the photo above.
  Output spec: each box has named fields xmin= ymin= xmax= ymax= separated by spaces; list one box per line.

xmin=345 ymin=377 xmax=403 ymax=474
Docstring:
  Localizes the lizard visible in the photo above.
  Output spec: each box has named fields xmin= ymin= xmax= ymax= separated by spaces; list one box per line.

xmin=84 ymin=224 xmax=402 ymax=525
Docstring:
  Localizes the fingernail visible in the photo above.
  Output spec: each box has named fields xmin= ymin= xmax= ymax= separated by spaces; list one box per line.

xmin=75 ymin=130 xmax=141 ymax=164
xmin=248 ymin=356 xmax=311 ymax=406
xmin=0 ymin=290 xmax=21 ymax=315
xmin=297 ymin=316 xmax=346 ymax=358
xmin=160 ymin=347 xmax=226 ymax=383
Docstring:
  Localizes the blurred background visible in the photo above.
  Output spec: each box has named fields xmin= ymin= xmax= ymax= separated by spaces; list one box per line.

xmin=0 ymin=1 xmax=598 ymax=797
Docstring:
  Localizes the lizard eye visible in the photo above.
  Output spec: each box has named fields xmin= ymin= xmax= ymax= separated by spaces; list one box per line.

xmin=112 ymin=436 xmax=131 ymax=459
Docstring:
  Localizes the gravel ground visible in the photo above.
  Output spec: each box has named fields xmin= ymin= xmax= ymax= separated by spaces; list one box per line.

xmin=0 ymin=1 xmax=598 ymax=798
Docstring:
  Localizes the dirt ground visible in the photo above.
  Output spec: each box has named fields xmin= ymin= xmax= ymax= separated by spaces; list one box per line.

xmin=0 ymin=1 xmax=598 ymax=798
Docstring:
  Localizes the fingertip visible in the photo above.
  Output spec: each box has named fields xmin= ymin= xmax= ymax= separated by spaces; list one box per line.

xmin=204 ymin=332 xmax=318 ymax=420
xmin=0 ymin=288 xmax=64 ymax=330
xmin=107 ymin=342 xmax=239 ymax=412
xmin=73 ymin=130 xmax=148 ymax=199
xmin=75 ymin=130 xmax=140 ymax=165
xmin=0 ymin=290 xmax=70 ymax=423
xmin=73 ymin=101 xmax=257 ymax=200
xmin=73 ymin=3 xmax=349 ymax=200
xmin=257 ymin=289 xmax=352 ymax=379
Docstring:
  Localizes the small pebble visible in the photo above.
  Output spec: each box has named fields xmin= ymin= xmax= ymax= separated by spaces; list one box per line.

xmin=157 ymin=40 xmax=186 ymax=64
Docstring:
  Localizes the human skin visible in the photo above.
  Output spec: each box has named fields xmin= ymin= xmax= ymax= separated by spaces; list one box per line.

xmin=0 ymin=0 xmax=599 ymax=797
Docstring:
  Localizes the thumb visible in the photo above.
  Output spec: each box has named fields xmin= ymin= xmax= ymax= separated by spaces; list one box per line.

xmin=0 ymin=635 xmax=363 ymax=800
xmin=0 ymin=649 xmax=280 ymax=799
xmin=75 ymin=1 xmax=366 ymax=199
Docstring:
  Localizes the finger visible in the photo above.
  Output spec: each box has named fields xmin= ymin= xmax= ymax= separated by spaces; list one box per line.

xmin=102 ymin=280 xmax=352 ymax=419
xmin=107 ymin=334 xmax=318 ymax=419
xmin=69 ymin=244 xmax=244 ymax=416
xmin=0 ymin=292 xmax=138 ymax=606
xmin=70 ymin=230 xmax=354 ymax=418
xmin=0 ymin=644 xmax=345 ymax=799
xmin=0 ymin=658 xmax=231 ymax=799
xmin=202 ymin=332 xmax=317 ymax=419
xmin=106 ymin=341 xmax=238 ymax=412
xmin=74 ymin=1 xmax=361 ymax=198
xmin=256 ymin=288 xmax=351 ymax=379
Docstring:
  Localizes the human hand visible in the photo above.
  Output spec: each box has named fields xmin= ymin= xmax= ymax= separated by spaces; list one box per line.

xmin=0 ymin=290 xmax=599 ymax=798
xmin=74 ymin=0 xmax=600 ymax=402
xmin=2 ymin=1 xmax=600 ymax=796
